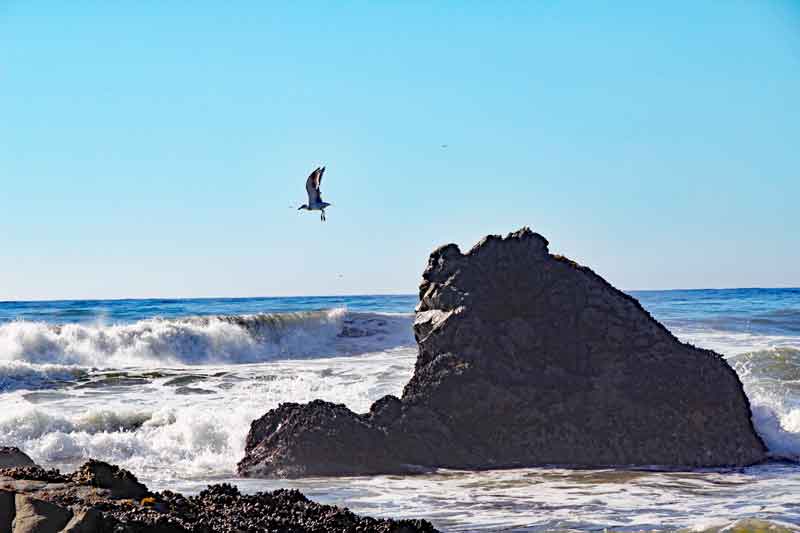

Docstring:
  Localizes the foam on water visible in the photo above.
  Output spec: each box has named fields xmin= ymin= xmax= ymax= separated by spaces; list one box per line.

xmin=0 ymin=309 xmax=413 ymax=369
xmin=729 ymin=347 xmax=800 ymax=459
xmin=0 ymin=361 xmax=87 ymax=392
xmin=663 ymin=321 xmax=800 ymax=461
xmin=0 ymin=349 xmax=417 ymax=485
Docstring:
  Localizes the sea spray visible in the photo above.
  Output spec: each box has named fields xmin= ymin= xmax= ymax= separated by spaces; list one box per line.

xmin=0 ymin=309 xmax=414 ymax=368
xmin=0 ymin=361 xmax=87 ymax=392
xmin=0 ymin=348 xmax=418 ymax=480
xmin=731 ymin=347 xmax=800 ymax=459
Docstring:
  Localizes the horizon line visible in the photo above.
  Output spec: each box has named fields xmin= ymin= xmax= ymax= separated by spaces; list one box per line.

xmin=1 ymin=286 xmax=799 ymax=305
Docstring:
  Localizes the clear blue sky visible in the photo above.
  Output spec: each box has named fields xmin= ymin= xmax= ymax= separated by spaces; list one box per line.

xmin=1 ymin=1 xmax=798 ymax=300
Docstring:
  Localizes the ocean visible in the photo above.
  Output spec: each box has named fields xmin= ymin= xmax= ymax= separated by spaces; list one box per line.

xmin=1 ymin=289 xmax=799 ymax=531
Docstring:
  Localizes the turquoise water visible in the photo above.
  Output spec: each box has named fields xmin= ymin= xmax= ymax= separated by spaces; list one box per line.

xmin=0 ymin=289 xmax=799 ymax=531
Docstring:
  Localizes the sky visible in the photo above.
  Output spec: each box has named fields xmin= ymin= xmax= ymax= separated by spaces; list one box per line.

xmin=1 ymin=1 xmax=799 ymax=300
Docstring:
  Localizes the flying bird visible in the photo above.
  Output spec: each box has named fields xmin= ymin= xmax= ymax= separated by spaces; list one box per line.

xmin=298 ymin=166 xmax=332 ymax=221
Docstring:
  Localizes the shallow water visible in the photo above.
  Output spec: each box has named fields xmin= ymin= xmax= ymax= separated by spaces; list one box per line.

xmin=1 ymin=289 xmax=799 ymax=531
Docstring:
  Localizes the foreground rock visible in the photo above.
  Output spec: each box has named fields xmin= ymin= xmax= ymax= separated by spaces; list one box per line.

xmin=0 ymin=448 xmax=35 ymax=469
xmin=0 ymin=461 xmax=437 ymax=532
xmin=239 ymin=228 xmax=767 ymax=477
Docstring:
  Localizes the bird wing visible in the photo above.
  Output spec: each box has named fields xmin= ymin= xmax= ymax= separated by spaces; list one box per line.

xmin=305 ymin=166 xmax=325 ymax=203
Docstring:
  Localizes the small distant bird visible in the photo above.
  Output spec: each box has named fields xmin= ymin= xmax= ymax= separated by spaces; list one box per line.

xmin=298 ymin=166 xmax=332 ymax=221
xmin=441 ymin=144 xmax=448 ymax=148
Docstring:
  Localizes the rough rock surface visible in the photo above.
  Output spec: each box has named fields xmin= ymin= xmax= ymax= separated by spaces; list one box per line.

xmin=240 ymin=400 xmax=416 ymax=478
xmin=70 ymin=460 xmax=148 ymax=500
xmin=12 ymin=494 xmax=73 ymax=533
xmin=0 ymin=449 xmax=35 ymax=469
xmin=238 ymin=228 xmax=767 ymax=478
xmin=0 ymin=461 xmax=438 ymax=533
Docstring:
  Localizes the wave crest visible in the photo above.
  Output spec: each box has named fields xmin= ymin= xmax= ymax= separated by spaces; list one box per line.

xmin=0 ymin=309 xmax=414 ymax=368
xmin=0 ymin=361 xmax=87 ymax=392
xmin=731 ymin=347 xmax=800 ymax=459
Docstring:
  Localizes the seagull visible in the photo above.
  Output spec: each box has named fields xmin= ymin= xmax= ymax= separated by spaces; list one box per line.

xmin=297 ymin=166 xmax=332 ymax=221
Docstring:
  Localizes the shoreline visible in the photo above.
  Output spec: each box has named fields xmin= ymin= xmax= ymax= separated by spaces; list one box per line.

xmin=5 ymin=457 xmax=800 ymax=532
xmin=0 ymin=454 xmax=438 ymax=533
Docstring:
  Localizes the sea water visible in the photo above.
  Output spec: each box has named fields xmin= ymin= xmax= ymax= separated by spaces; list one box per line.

xmin=1 ymin=289 xmax=799 ymax=531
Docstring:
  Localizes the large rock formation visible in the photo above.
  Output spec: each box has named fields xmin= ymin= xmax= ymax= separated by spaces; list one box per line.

xmin=238 ymin=228 xmax=767 ymax=478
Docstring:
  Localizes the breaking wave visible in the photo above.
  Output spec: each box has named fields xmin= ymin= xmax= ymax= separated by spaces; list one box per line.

xmin=0 ymin=403 xmax=249 ymax=475
xmin=730 ymin=347 xmax=800 ymax=459
xmin=0 ymin=309 xmax=414 ymax=368
xmin=0 ymin=361 xmax=88 ymax=392
xmin=0 ymin=349 xmax=418 ymax=481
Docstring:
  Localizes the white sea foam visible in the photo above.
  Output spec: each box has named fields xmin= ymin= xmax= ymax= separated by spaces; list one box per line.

xmin=0 ymin=349 xmax=417 ymax=483
xmin=728 ymin=347 xmax=800 ymax=459
xmin=676 ymin=328 xmax=800 ymax=357
xmin=0 ymin=308 xmax=418 ymax=485
xmin=668 ymin=326 xmax=800 ymax=460
xmin=0 ymin=309 xmax=414 ymax=368
xmin=0 ymin=361 xmax=87 ymax=392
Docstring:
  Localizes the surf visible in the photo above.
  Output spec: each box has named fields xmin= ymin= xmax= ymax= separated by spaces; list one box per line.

xmin=0 ymin=308 xmax=414 ymax=369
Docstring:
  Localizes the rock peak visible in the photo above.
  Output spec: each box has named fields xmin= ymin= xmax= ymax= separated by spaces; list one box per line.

xmin=469 ymin=226 xmax=549 ymax=255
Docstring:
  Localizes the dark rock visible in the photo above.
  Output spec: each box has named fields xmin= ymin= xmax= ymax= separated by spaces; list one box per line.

xmin=368 ymin=395 xmax=403 ymax=427
xmin=238 ymin=400 xmax=414 ymax=477
xmin=156 ymin=484 xmax=438 ymax=533
xmin=1 ymin=463 xmax=438 ymax=533
xmin=0 ymin=448 xmax=35 ymax=469
xmin=238 ymin=227 xmax=767 ymax=477
xmin=0 ymin=467 xmax=66 ymax=484
xmin=61 ymin=508 xmax=105 ymax=533
xmin=0 ymin=490 xmax=14 ymax=533
xmin=59 ymin=509 xmax=98 ymax=533
xmin=70 ymin=460 xmax=148 ymax=500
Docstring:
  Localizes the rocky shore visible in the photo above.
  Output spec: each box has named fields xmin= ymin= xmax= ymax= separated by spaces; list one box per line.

xmin=239 ymin=228 xmax=766 ymax=478
xmin=0 ymin=448 xmax=437 ymax=533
